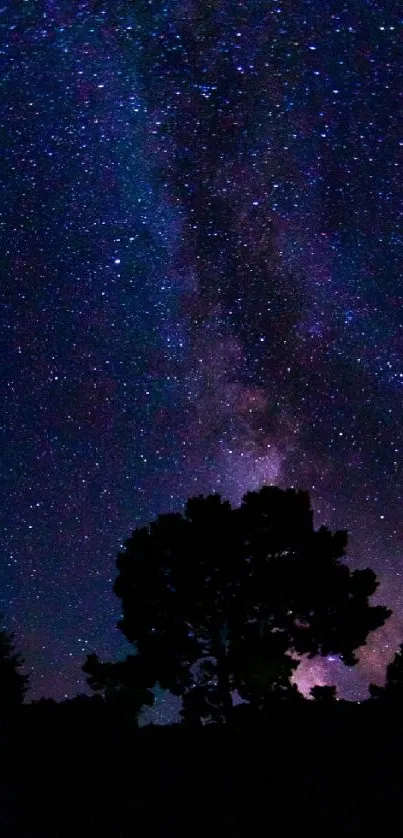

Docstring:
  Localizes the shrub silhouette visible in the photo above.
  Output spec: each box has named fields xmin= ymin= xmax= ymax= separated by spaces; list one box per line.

xmin=310 ymin=685 xmax=338 ymax=702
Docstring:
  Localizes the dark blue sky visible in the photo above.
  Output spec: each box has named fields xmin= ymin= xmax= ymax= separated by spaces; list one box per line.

xmin=0 ymin=0 xmax=402 ymax=707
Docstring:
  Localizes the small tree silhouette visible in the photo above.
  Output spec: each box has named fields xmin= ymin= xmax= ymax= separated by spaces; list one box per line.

xmin=82 ymin=652 xmax=154 ymax=721
xmin=92 ymin=486 xmax=391 ymax=724
xmin=369 ymin=643 xmax=403 ymax=701
xmin=0 ymin=616 xmax=28 ymax=710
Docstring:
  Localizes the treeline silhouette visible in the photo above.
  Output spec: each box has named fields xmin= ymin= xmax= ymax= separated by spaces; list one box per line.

xmin=2 ymin=486 xmax=403 ymax=837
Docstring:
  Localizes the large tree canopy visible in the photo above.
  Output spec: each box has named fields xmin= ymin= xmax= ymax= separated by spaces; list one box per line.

xmin=86 ymin=487 xmax=391 ymax=723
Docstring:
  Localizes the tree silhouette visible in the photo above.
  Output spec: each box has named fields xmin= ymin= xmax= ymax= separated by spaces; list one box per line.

xmin=369 ymin=643 xmax=403 ymax=701
xmin=92 ymin=487 xmax=391 ymax=724
xmin=0 ymin=616 xmax=29 ymax=710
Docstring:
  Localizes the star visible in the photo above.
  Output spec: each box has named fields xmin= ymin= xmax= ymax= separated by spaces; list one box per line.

xmin=0 ymin=0 xmax=400 ymax=711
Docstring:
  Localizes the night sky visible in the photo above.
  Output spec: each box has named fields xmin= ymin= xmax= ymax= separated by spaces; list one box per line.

xmin=0 ymin=0 xmax=402 ymax=716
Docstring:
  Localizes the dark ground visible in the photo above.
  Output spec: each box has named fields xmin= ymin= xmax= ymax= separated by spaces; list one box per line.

xmin=1 ymin=701 xmax=403 ymax=837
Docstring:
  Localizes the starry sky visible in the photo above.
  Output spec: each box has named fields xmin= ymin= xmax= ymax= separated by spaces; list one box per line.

xmin=0 ymin=0 xmax=402 ymax=713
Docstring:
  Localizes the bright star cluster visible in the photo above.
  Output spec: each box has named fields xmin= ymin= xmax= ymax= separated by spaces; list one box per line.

xmin=0 ymin=0 xmax=402 ymax=707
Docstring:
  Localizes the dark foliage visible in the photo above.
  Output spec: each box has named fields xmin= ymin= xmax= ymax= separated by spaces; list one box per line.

xmin=99 ymin=486 xmax=391 ymax=723
xmin=0 ymin=615 xmax=28 ymax=711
